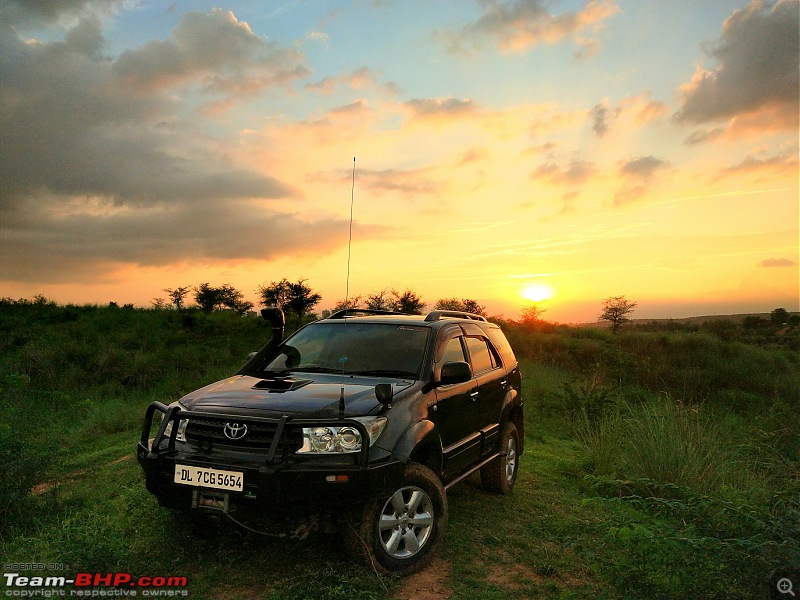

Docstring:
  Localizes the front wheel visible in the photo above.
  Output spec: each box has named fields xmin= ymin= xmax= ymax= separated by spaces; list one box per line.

xmin=480 ymin=421 xmax=519 ymax=494
xmin=345 ymin=461 xmax=447 ymax=575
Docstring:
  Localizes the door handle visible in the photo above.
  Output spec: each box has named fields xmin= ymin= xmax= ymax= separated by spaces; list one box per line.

xmin=470 ymin=391 xmax=479 ymax=400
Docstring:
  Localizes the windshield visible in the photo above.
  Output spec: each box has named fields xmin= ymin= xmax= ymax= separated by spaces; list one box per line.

xmin=260 ymin=322 xmax=429 ymax=379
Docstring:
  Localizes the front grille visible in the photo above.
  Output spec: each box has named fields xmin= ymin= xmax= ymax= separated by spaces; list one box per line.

xmin=185 ymin=417 xmax=303 ymax=455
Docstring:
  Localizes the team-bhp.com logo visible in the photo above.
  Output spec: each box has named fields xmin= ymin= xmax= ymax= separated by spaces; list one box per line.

xmin=4 ymin=572 xmax=188 ymax=596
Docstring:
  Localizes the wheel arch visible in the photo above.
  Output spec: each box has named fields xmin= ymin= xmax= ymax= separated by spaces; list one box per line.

xmin=502 ymin=395 xmax=525 ymax=455
xmin=391 ymin=419 xmax=442 ymax=476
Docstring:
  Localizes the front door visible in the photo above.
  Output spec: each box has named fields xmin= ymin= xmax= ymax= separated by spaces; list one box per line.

xmin=433 ymin=334 xmax=480 ymax=478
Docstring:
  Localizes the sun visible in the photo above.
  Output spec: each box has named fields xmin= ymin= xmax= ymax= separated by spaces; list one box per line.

xmin=521 ymin=283 xmax=555 ymax=303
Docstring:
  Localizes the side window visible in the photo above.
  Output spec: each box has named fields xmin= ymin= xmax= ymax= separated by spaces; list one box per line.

xmin=465 ymin=337 xmax=496 ymax=375
xmin=440 ymin=336 xmax=466 ymax=364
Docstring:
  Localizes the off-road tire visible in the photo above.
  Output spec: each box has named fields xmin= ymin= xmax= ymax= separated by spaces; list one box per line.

xmin=480 ymin=421 xmax=519 ymax=494
xmin=345 ymin=461 xmax=447 ymax=575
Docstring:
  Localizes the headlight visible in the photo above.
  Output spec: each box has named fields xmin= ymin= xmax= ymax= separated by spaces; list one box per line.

xmin=159 ymin=406 xmax=188 ymax=442
xmin=298 ymin=417 xmax=387 ymax=454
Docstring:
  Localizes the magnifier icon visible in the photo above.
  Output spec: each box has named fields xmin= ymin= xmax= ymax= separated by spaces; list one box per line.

xmin=778 ymin=578 xmax=796 ymax=596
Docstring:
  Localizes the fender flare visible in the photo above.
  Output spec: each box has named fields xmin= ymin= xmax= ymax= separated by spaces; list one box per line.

xmin=391 ymin=419 xmax=436 ymax=464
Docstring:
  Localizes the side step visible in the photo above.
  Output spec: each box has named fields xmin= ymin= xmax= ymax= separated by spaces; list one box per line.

xmin=444 ymin=452 xmax=501 ymax=490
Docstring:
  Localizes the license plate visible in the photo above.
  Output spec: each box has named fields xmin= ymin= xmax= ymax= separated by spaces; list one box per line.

xmin=174 ymin=464 xmax=243 ymax=492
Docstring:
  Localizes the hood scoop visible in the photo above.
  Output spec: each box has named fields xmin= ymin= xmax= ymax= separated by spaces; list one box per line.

xmin=251 ymin=377 xmax=314 ymax=393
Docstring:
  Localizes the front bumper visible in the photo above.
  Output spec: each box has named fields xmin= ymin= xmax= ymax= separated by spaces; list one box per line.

xmin=137 ymin=402 xmax=404 ymax=513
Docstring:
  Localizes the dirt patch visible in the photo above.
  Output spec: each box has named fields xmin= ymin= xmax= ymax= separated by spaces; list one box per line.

xmin=30 ymin=454 xmax=131 ymax=495
xmin=487 ymin=562 xmax=544 ymax=590
xmin=31 ymin=469 xmax=86 ymax=495
xmin=392 ymin=558 xmax=452 ymax=600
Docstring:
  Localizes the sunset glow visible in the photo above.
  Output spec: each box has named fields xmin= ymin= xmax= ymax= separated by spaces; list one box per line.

xmin=521 ymin=284 xmax=556 ymax=303
xmin=1 ymin=1 xmax=797 ymax=322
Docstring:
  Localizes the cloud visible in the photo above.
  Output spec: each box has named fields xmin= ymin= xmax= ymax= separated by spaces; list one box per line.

xmin=0 ymin=198 xmax=384 ymax=283
xmin=0 ymin=0 xmax=123 ymax=28
xmin=439 ymin=0 xmax=620 ymax=55
xmin=590 ymin=102 xmax=611 ymax=136
xmin=620 ymin=156 xmax=665 ymax=178
xmin=0 ymin=18 xmax=296 ymax=207
xmin=612 ymin=156 xmax=666 ymax=205
xmin=403 ymin=97 xmax=477 ymax=119
xmin=675 ymin=0 xmax=799 ymax=127
xmin=315 ymin=167 xmax=443 ymax=197
xmin=306 ymin=67 xmax=401 ymax=97
xmin=718 ymin=146 xmax=799 ymax=180
xmin=0 ymin=9 xmax=352 ymax=285
xmin=758 ymin=258 xmax=797 ymax=267
xmin=533 ymin=159 xmax=596 ymax=185
xmin=112 ymin=9 xmax=309 ymax=95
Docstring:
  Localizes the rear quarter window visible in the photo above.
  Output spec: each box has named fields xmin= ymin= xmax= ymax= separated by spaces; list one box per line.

xmin=487 ymin=327 xmax=517 ymax=368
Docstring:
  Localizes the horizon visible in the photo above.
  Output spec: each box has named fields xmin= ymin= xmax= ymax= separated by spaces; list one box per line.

xmin=1 ymin=1 xmax=798 ymax=323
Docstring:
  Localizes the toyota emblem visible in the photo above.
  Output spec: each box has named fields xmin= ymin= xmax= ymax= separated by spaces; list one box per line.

xmin=223 ymin=422 xmax=248 ymax=440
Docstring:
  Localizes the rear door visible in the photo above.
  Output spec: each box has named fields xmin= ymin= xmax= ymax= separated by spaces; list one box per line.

xmin=464 ymin=335 xmax=506 ymax=458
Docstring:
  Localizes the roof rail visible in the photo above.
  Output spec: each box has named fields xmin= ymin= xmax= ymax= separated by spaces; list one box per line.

xmin=327 ymin=308 xmax=408 ymax=319
xmin=424 ymin=310 xmax=487 ymax=322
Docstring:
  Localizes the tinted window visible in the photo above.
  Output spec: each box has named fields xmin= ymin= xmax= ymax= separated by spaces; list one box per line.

xmin=263 ymin=323 xmax=429 ymax=378
xmin=466 ymin=337 xmax=494 ymax=375
xmin=440 ymin=336 xmax=466 ymax=364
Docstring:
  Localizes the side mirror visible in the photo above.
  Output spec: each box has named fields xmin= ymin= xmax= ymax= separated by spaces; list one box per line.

xmin=246 ymin=351 xmax=258 ymax=362
xmin=375 ymin=383 xmax=394 ymax=408
xmin=439 ymin=361 xmax=472 ymax=386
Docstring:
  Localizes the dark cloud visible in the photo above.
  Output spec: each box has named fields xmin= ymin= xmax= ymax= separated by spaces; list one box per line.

xmin=590 ymin=103 xmax=610 ymax=136
xmin=0 ymin=9 xmax=352 ymax=285
xmin=112 ymin=9 xmax=309 ymax=94
xmin=675 ymin=0 xmax=799 ymax=126
xmin=0 ymin=198 xmax=381 ymax=283
xmin=533 ymin=159 xmax=596 ymax=184
xmin=403 ymin=97 xmax=476 ymax=119
xmin=612 ymin=156 xmax=666 ymax=205
xmin=438 ymin=0 xmax=619 ymax=54
xmin=759 ymin=258 xmax=797 ymax=267
xmin=718 ymin=147 xmax=799 ymax=180
xmin=620 ymin=156 xmax=665 ymax=178
xmin=0 ymin=0 xmax=123 ymax=28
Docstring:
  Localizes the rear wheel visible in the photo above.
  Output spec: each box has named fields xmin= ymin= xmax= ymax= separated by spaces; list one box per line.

xmin=480 ymin=421 xmax=519 ymax=494
xmin=345 ymin=461 xmax=447 ymax=575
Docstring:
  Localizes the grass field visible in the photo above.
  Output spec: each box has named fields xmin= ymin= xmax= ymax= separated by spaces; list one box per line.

xmin=1 ymin=299 xmax=798 ymax=599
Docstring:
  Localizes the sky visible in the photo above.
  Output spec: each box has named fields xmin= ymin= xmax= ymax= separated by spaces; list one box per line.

xmin=1 ymin=0 xmax=798 ymax=323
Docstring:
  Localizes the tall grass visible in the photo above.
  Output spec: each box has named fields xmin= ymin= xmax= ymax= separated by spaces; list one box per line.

xmin=575 ymin=396 xmax=766 ymax=497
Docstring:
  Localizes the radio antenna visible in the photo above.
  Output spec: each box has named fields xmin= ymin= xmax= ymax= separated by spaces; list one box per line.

xmin=339 ymin=156 xmax=356 ymax=420
xmin=345 ymin=156 xmax=355 ymax=303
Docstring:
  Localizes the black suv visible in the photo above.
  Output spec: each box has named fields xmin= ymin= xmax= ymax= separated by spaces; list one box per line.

xmin=137 ymin=308 xmax=523 ymax=574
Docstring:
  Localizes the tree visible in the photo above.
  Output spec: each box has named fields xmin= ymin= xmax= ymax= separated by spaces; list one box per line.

xmin=194 ymin=283 xmax=251 ymax=314
xmin=332 ymin=295 xmax=363 ymax=311
xmin=365 ymin=289 xmax=391 ymax=311
xmin=218 ymin=284 xmax=253 ymax=314
xmin=520 ymin=304 xmax=548 ymax=326
xmin=599 ymin=296 xmax=637 ymax=332
xmin=195 ymin=283 xmax=220 ymax=313
xmin=257 ymin=278 xmax=292 ymax=310
xmin=287 ymin=278 xmax=322 ymax=319
xmin=391 ymin=289 xmax=425 ymax=314
xmin=164 ymin=286 xmax=192 ymax=310
xmin=771 ymin=307 xmax=790 ymax=324
xmin=434 ymin=297 xmax=487 ymax=317
xmin=257 ymin=278 xmax=321 ymax=320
